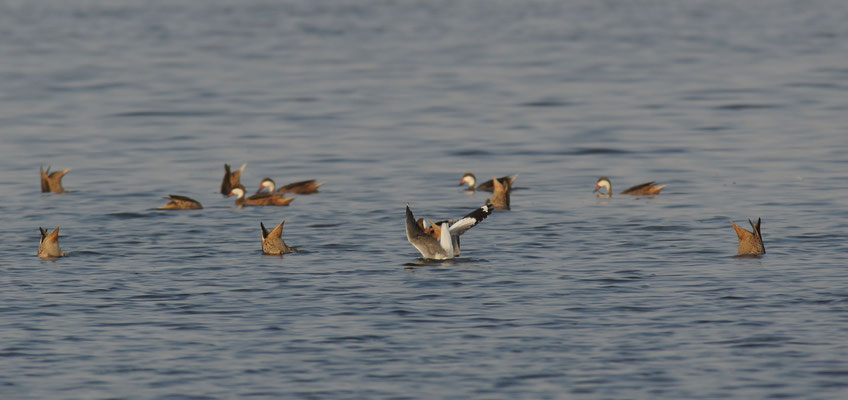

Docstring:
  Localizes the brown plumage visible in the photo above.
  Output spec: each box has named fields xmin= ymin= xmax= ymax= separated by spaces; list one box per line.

xmin=261 ymin=219 xmax=292 ymax=255
xmin=157 ymin=195 xmax=203 ymax=210
xmin=38 ymin=226 xmax=66 ymax=258
xmin=416 ymin=218 xmax=442 ymax=241
xmin=731 ymin=218 xmax=765 ymax=256
xmin=220 ymin=163 xmax=246 ymax=196
xmin=257 ymin=178 xmax=324 ymax=195
xmin=594 ymin=177 xmax=666 ymax=197
xmin=229 ymin=184 xmax=295 ymax=207
xmin=40 ymin=166 xmax=71 ymax=193
xmin=487 ymin=177 xmax=512 ymax=210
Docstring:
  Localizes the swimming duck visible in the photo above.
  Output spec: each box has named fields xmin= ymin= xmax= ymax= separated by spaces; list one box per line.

xmin=261 ymin=218 xmax=292 ymax=255
xmin=38 ymin=226 xmax=66 ymax=258
xmin=256 ymin=177 xmax=324 ymax=195
xmin=157 ymin=195 xmax=203 ymax=210
xmin=731 ymin=218 xmax=765 ymax=256
xmin=40 ymin=166 xmax=71 ymax=193
xmin=460 ymin=173 xmax=518 ymax=192
xmin=487 ymin=177 xmax=512 ymax=210
xmin=594 ymin=177 xmax=666 ymax=197
xmin=220 ymin=163 xmax=246 ymax=196
xmin=229 ymin=184 xmax=295 ymax=207
xmin=405 ymin=201 xmax=494 ymax=260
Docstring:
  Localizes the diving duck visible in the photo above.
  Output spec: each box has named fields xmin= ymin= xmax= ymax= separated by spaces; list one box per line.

xmin=220 ymin=163 xmax=246 ymax=196
xmin=40 ymin=166 xmax=71 ymax=193
xmin=261 ymin=218 xmax=292 ymax=255
xmin=459 ymin=173 xmax=518 ymax=192
xmin=731 ymin=218 xmax=765 ymax=256
xmin=594 ymin=177 xmax=666 ymax=197
xmin=38 ymin=226 xmax=66 ymax=258
xmin=256 ymin=177 xmax=324 ymax=195
xmin=157 ymin=195 xmax=203 ymax=210
xmin=487 ymin=177 xmax=511 ymax=210
xmin=229 ymin=184 xmax=295 ymax=207
xmin=405 ymin=201 xmax=493 ymax=260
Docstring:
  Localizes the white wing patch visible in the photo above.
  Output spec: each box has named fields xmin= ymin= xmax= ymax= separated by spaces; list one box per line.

xmin=448 ymin=217 xmax=478 ymax=236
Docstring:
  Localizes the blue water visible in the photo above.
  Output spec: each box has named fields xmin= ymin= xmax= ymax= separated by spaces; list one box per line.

xmin=2 ymin=1 xmax=848 ymax=398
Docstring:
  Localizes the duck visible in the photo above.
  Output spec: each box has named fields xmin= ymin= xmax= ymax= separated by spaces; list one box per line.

xmin=405 ymin=201 xmax=494 ymax=260
xmin=487 ymin=177 xmax=512 ymax=210
xmin=261 ymin=218 xmax=292 ymax=255
xmin=157 ymin=195 xmax=203 ymax=210
xmin=229 ymin=184 xmax=295 ymax=207
xmin=256 ymin=177 xmax=324 ymax=195
xmin=40 ymin=166 xmax=71 ymax=193
xmin=594 ymin=177 xmax=666 ymax=197
xmin=731 ymin=218 xmax=765 ymax=256
xmin=460 ymin=173 xmax=518 ymax=192
xmin=38 ymin=226 xmax=66 ymax=258
xmin=220 ymin=163 xmax=247 ymax=196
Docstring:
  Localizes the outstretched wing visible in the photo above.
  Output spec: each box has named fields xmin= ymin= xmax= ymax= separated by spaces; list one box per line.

xmin=406 ymin=205 xmax=447 ymax=258
xmin=448 ymin=202 xmax=494 ymax=236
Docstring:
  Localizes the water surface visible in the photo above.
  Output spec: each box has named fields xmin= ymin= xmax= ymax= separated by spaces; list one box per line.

xmin=2 ymin=1 xmax=848 ymax=398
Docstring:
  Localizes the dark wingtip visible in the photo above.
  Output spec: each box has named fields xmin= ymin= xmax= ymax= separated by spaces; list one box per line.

xmin=260 ymin=222 xmax=268 ymax=239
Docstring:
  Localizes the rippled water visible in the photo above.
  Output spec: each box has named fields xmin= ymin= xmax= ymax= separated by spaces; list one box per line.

xmin=2 ymin=0 xmax=848 ymax=398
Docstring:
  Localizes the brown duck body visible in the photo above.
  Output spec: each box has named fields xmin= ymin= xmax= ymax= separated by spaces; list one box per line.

xmin=220 ymin=163 xmax=246 ymax=195
xmin=731 ymin=218 xmax=765 ymax=256
xmin=245 ymin=193 xmax=295 ymax=206
xmin=278 ymin=179 xmax=324 ymax=194
xmin=620 ymin=181 xmax=666 ymax=195
xmin=158 ymin=195 xmax=203 ymax=210
xmin=38 ymin=226 xmax=66 ymax=258
xmin=261 ymin=219 xmax=292 ymax=255
xmin=230 ymin=185 xmax=295 ymax=207
xmin=487 ymin=177 xmax=512 ymax=210
xmin=41 ymin=166 xmax=71 ymax=193
xmin=258 ymin=178 xmax=324 ymax=195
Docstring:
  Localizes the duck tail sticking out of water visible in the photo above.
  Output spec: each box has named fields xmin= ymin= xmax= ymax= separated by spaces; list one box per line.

xmin=731 ymin=218 xmax=765 ymax=256
xmin=221 ymin=163 xmax=247 ymax=195
xmin=38 ymin=226 xmax=67 ymax=258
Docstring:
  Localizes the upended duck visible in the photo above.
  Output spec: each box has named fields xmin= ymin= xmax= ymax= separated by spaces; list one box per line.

xmin=487 ymin=177 xmax=512 ymax=210
xmin=731 ymin=218 xmax=765 ymax=256
xmin=38 ymin=226 xmax=66 ymax=258
xmin=594 ymin=177 xmax=666 ymax=197
xmin=261 ymin=218 xmax=292 ymax=255
xmin=41 ymin=166 xmax=71 ymax=193
xmin=220 ymin=163 xmax=246 ymax=196
xmin=405 ymin=202 xmax=494 ymax=260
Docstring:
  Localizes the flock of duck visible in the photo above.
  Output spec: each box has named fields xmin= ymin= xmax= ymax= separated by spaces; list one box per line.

xmin=36 ymin=165 xmax=766 ymax=260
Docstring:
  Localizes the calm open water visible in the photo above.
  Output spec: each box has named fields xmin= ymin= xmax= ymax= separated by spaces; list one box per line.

xmin=2 ymin=0 xmax=848 ymax=398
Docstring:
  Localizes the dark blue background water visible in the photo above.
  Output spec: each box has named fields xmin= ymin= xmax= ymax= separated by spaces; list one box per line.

xmin=2 ymin=1 xmax=848 ymax=398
